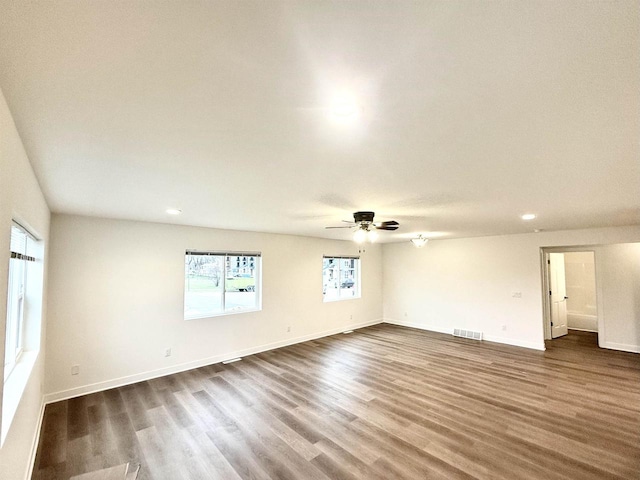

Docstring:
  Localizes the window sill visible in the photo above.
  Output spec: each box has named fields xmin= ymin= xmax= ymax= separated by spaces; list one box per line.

xmin=323 ymin=296 xmax=361 ymax=303
xmin=2 ymin=350 xmax=38 ymax=446
xmin=185 ymin=307 xmax=262 ymax=321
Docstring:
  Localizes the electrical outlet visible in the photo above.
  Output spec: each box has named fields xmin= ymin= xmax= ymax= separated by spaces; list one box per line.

xmin=404 ymin=312 xmax=408 ymax=317
xmin=350 ymin=314 xmax=353 ymax=320
xmin=71 ymin=365 xmax=80 ymax=375
xmin=502 ymin=325 xmax=507 ymax=331
xmin=165 ymin=348 xmax=172 ymax=357
xmin=511 ymin=292 xmax=522 ymax=298
xmin=287 ymin=326 xmax=291 ymax=333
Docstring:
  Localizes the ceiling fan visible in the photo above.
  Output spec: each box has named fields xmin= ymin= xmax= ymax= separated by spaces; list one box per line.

xmin=325 ymin=211 xmax=399 ymax=243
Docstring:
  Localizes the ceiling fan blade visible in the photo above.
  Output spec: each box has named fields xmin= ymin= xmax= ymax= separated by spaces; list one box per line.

xmin=374 ymin=220 xmax=399 ymax=230
xmin=374 ymin=220 xmax=400 ymax=231
xmin=375 ymin=225 xmax=399 ymax=230
xmin=325 ymin=219 xmax=356 ymax=229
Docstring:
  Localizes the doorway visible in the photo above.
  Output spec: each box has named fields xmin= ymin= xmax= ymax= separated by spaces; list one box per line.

xmin=542 ymin=249 xmax=598 ymax=341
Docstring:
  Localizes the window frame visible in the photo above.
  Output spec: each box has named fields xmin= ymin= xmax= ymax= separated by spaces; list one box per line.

xmin=322 ymin=255 xmax=361 ymax=302
xmin=4 ymin=223 xmax=36 ymax=381
xmin=184 ymin=250 xmax=262 ymax=320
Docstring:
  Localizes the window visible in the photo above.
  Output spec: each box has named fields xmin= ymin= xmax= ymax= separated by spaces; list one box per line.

xmin=184 ymin=251 xmax=261 ymax=319
xmin=2 ymin=222 xmax=43 ymax=445
xmin=323 ymin=256 xmax=360 ymax=302
xmin=4 ymin=223 xmax=35 ymax=380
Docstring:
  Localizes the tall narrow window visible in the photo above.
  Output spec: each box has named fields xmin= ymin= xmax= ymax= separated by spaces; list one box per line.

xmin=4 ymin=223 xmax=35 ymax=380
xmin=184 ymin=251 xmax=261 ymax=319
xmin=323 ymin=256 xmax=360 ymax=302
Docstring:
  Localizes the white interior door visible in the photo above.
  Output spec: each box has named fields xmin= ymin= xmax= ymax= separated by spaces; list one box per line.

xmin=549 ymin=253 xmax=569 ymax=338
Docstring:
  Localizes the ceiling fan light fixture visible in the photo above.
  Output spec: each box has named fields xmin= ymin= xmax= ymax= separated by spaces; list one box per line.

xmin=353 ymin=228 xmax=368 ymax=243
xmin=353 ymin=224 xmax=379 ymax=244
xmin=410 ymin=235 xmax=428 ymax=248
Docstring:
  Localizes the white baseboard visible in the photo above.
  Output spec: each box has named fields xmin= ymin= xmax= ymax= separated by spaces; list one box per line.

xmin=384 ymin=318 xmax=452 ymax=335
xmin=567 ymin=313 xmax=598 ymax=332
xmin=44 ymin=319 xmax=383 ymax=404
xmin=600 ymin=341 xmax=640 ymax=354
xmin=482 ymin=334 xmax=545 ymax=351
xmin=568 ymin=327 xmax=598 ymax=333
xmin=383 ymin=319 xmax=546 ymax=351
xmin=26 ymin=399 xmax=45 ymax=480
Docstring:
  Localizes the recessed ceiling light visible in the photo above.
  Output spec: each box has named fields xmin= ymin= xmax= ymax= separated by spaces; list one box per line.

xmin=521 ymin=213 xmax=536 ymax=220
xmin=166 ymin=208 xmax=182 ymax=215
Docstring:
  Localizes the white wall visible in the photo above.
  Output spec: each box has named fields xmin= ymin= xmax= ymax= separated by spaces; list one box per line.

xmin=0 ymin=87 xmax=50 ymax=479
xmin=596 ymin=243 xmax=640 ymax=352
xmin=382 ymin=226 xmax=640 ymax=351
xmin=564 ymin=252 xmax=597 ymax=331
xmin=45 ymin=214 xmax=383 ymax=399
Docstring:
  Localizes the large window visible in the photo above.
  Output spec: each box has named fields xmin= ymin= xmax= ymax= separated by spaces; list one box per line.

xmin=323 ymin=256 xmax=360 ymax=302
xmin=4 ymin=223 xmax=36 ymax=380
xmin=184 ymin=251 xmax=261 ymax=319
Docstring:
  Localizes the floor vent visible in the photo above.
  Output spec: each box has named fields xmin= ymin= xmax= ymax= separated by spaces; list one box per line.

xmin=453 ymin=329 xmax=483 ymax=341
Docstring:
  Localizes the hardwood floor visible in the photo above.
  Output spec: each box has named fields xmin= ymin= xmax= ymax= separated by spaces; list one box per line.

xmin=32 ymin=325 xmax=640 ymax=479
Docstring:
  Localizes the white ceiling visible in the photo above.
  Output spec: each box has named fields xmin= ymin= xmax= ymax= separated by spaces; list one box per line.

xmin=1 ymin=1 xmax=638 ymax=242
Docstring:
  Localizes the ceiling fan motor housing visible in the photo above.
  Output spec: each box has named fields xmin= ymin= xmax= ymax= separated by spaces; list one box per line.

xmin=354 ymin=211 xmax=375 ymax=224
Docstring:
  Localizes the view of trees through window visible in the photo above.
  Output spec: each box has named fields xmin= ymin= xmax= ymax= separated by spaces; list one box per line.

xmin=323 ymin=256 xmax=360 ymax=301
xmin=184 ymin=252 xmax=261 ymax=319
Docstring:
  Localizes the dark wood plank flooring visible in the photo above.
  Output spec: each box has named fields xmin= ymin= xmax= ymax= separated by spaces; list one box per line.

xmin=32 ymin=325 xmax=640 ymax=479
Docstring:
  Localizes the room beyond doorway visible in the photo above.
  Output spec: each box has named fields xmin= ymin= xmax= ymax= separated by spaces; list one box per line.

xmin=564 ymin=252 xmax=598 ymax=332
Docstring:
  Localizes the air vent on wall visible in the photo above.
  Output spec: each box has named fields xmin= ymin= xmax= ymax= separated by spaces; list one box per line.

xmin=453 ymin=329 xmax=483 ymax=341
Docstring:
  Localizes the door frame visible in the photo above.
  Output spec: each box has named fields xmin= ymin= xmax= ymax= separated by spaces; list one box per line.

xmin=540 ymin=247 xmax=603 ymax=344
